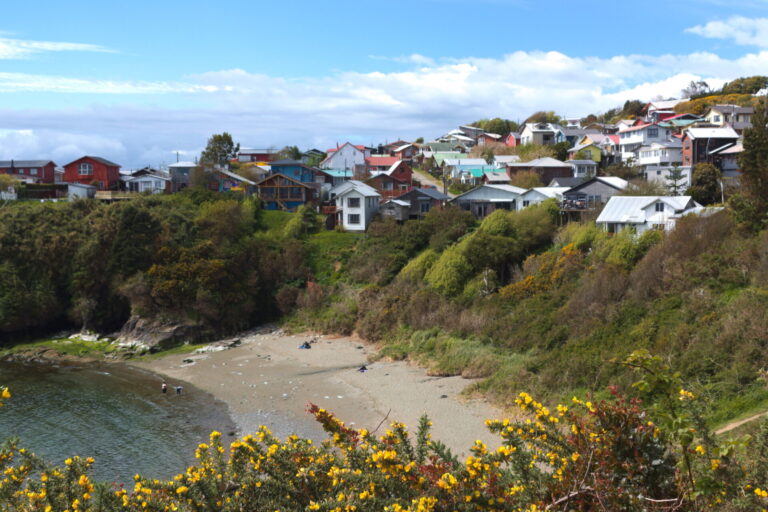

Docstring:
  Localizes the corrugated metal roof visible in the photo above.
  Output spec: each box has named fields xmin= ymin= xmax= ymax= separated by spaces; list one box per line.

xmin=686 ymin=127 xmax=739 ymax=139
xmin=334 ymin=180 xmax=380 ymax=198
xmin=597 ymin=196 xmax=698 ymax=224
xmin=0 ymin=160 xmax=55 ymax=167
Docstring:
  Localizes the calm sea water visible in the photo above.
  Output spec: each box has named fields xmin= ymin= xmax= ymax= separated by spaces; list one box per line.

xmin=0 ymin=360 xmax=235 ymax=483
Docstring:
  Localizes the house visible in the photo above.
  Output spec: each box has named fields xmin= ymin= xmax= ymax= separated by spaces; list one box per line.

xmin=380 ymin=160 xmax=414 ymax=183
xmin=450 ymin=184 xmax=527 ymax=219
xmin=365 ymin=173 xmax=411 ymax=200
xmin=483 ymin=171 xmax=511 ymax=184
xmin=561 ymin=127 xmax=598 ymax=146
xmin=567 ymin=143 xmax=602 ymax=163
xmin=380 ymin=188 xmax=450 ymax=221
xmin=493 ymin=155 xmax=522 ymax=167
xmin=443 ymin=158 xmax=492 ymax=179
xmin=212 ymin=168 xmax=256 ymax=194
xmin=703 ymin=105 xmax=754 ymax=133
xmin=331 ymin=180 xmax=381 ymax=231
xmin=504 ymin=132 xmax=521 ymax=147
xmin=561 ymin=176 xmax=628 ymax=210
xmin=315 ymin=169 xmax=353 ymax=187
xmin=569 ymin=160 xmax=598 ymax=179
xmin=431 ymin=152 xmax=467 ymax=168
xmin=321 ymin=142 xmax=370 ymax=172
xmin=238 ymin=148 xmax=278 ymax=163
xmin=519 ymin=123 xmax=564 ymax=146
xmin=548 ymin=176 xmax=586 ymax=188
xmin=421 ymin=142 xmax=466 ymax=159
xmin=168 ymin=161 xmax=197 ymax=192
xmin=366 ymin=156 xmax=399 ymax=173
xmin=681 ymin=127 xmax=739 ymax=168
xmin=506 ymin=157 xmax=573 ymax=185
xmin=124 ymin=167 xmax=171 ymax=194
xmin=596 ymin=196 xmax=704 ymax=234
xmin=637 ymin=140 xmax=683 ymax=168
xmin=659 ymin=113 xmax=703 ymax=133
xmin=710 ymin=143 xmax=742 ymax=178
xmin=67 ymin=183 xmax=97 ymax=200
xmin=269 ymin=159 xmax=317 ymax=183
xmin=63 ymin=156 xmax=121 ymax=191
xmin=437 ymin=129 xmax=476 ymax=148
xmin=257 ymin=173 xmax=315 ymax=211
xmin=517 ymin=187 xmax=569 ymax=210
xmin=476 ymin=132 xmax=503 ymax=145
xmin=0 ymin=160 xmax=58 ymax=184
xmin=617 ymin=123 xmax=676 ymax=163
xmin=392 ymin=143 xmax=419 ymax=160
xmin=641 ymin=99 xmax=682 ymax=123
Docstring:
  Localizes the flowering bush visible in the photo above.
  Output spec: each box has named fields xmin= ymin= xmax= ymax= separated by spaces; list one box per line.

xmin=1 ymin=361 xmax=768 ymax=511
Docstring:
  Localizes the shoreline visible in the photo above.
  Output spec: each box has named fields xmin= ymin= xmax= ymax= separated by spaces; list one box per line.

xmin=133 ymin=330 xmax=507 ymax=456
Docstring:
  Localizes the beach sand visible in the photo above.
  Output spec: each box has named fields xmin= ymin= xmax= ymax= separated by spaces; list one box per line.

xmin=135 ymin=331 xmax=506 ymax=456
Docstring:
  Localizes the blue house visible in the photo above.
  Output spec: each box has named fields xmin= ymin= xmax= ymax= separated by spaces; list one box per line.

xmin=269 ymin=159 xmax=317 ymax=184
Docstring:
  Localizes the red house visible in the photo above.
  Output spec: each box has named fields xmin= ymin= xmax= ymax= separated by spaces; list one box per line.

xmin=0 ymin=160 xmax=57 ymax=183
xmin=504 ymin=132 xmax=521 ymax=147
xmin=63 ymin=156 xmax=121 ymax=190
xmin=365 ymin=174 xmax=411 ymax=200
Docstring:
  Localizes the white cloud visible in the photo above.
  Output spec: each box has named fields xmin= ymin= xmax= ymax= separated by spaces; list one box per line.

xmin=0 ymin=36 xmax=114 ymax=59
xmin=2 ymin=48 xmax=768 ymax=167
xmin=686 ymin=16 xmax=768 ymax=47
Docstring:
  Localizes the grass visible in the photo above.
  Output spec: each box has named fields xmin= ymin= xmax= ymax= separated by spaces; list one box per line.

xmin=261 ymin=210 xmax=293 ymax=233
xmin=306 ymin=230 xmax=360 ymax=284
xmin=0 ymin=336 xmax=119 ymax=358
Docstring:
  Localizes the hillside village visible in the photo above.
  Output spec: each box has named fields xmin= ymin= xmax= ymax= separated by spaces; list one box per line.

xmin=0 ymin=79 xmax=763 ymax=235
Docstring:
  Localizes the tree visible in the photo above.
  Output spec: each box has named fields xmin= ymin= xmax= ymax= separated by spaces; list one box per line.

xmin=552 ymin=141 xmax=570 ymax=161
xmin=525 ymin=110 xmax=561 ymax=124
xmin=665 ymin=166 xmax=687 ymax=195
xmin=510 ymin=170 xmax=543 ymax=189
xmin=681 ymin=80 xmax=710 ymax=99
xmin=721 ymin=75 xmax=768 ymax=95
xmin=686 ymin=163 xmax=721 ymax=204
xmin=414 ymin=137 xmax=424 ymax=144
xmin=621 ymin=179 xmax=668 ymax=196
xmin=200 ymin=132 xmax=240 ymax=167
xmin=735 ymin=99 xmax=768 ymax=227
xmin=276 ymin=145 xmax=302 ymax=161
xmin=470 ymin=117 xmax=518 ymax=137
xmin=0 ymin=174 xmax=17 ymax=192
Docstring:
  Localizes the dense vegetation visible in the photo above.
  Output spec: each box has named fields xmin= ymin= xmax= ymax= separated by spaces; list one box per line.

xmin=0 ymin=190 xmax=323 ymax=340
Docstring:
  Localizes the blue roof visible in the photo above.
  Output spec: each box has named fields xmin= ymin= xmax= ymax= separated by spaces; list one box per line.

xmin=322 ymin=169 xmax=354 ymax=178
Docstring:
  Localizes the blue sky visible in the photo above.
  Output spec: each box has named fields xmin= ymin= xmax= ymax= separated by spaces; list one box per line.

xmin=1 ymin=0 xmax=768 ymax=168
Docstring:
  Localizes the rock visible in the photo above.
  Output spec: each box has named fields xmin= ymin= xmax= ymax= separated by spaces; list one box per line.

xmin=116 ymin=315 xmax=216 ymax=351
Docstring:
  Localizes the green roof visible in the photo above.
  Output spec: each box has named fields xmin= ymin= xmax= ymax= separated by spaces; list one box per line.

xmin=469 ymin=169 xmax=486 ymax=178
xmin=432 ymin=152 xmax=466 ymax=165
xmin=321 ymin=169 xmax=353 ymax=178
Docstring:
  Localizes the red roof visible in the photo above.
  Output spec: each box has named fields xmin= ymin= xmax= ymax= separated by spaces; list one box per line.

xmin=607 ymin=135 xmax=619 ymax=144
xmin=327 ymin=144 xmax=366 ymax=153
xmin=365 ymin=156 xmax=398 ymax=166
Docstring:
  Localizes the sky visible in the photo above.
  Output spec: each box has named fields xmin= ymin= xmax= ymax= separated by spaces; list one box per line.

xmin=2 ymin=0 xmax=768 ymax=169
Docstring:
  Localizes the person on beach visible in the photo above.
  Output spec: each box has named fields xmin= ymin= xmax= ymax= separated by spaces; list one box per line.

xmin=358 ymin=365 xmax=368 ymax=373
xmin=175 ymin=386 xmax=183 ymax=395
xmin=161 ymin=382 xmax=167 ymax=394
xmin=298 ymin=341 xmax=311 ymax=349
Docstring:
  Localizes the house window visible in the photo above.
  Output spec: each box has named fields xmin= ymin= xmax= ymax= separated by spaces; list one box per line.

xmin=523 ymin=200 xmax=530 ymax=207
xmin=647 ymin=127 xmax=659 ymax=138
xmin=347 ymin=197 xmax=360 ymax=208
xmin=383 ymin=182 xmax=393 ymax=190
xmin=30 ymin=168 xmax=38 ymax=175
xmin=420 ymin=202 xmax=430 ymax=213
xmin=79 ymin=163 xmax=93 ymax=175
xmin=714 ymin=115 xmax=721 ymax=122
xmin=348 ymin=214 xmax=360 ymax=225
xmin=655 ymin=202 xmax=665 ymax=212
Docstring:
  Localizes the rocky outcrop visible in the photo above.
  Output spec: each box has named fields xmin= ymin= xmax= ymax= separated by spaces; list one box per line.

xmin=116 ymin=315 xmax=216 ymax=352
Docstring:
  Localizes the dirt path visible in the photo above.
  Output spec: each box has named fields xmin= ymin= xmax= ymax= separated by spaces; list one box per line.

xmin=716 ymin=410 xmax=768 ymax=435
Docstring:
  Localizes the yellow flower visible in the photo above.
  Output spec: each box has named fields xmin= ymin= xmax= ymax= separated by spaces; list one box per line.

xmin=176 ymin=486 xmax=188 ymax=494
xmin=679 ymin=389 xmax=695 ymax=401
xmin=694 ymin=445 xmax=706 ymax=455
xmin=1 ymin=388 xmax=10 ymax=399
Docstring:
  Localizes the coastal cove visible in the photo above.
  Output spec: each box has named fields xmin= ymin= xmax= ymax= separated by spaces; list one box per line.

xmin=134 ymin=330 xmax=504 ymax=457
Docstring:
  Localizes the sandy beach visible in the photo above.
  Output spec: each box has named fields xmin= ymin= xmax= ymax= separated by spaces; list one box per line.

xmin=135 ymin=331 xmax=506 ymax=456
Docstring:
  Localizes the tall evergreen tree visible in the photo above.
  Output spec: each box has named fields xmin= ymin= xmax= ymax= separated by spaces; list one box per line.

xmin=736 ymin=99 xmax=768 ymax=227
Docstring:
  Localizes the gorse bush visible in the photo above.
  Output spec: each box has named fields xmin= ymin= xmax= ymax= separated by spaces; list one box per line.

xmin=2 ymin=355 xmax=768 ymax=511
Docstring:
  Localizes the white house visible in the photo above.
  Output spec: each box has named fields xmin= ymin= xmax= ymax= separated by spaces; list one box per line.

xmin=637 ymin=140 xmax=683 ymax=168
xmin=321 ymin=143 xmax=370 ymax=171
xmin=618 ymin=123 xmax=675 ymax=163
xmin=124 ymin=169 xmax=171 ymax=194
xmin=450 ymin=184 xmax=526 ymax=218
xmin=517 ymin=187 xmax=569 ymax=210
xmin=331 ymin=180 xmax=381 ymax=231
xmin=569 ymin=160 xmax=597 ymax=178
xmin=519 ymin=123 xmax=564 ymax=146
xmin=596 ymin=195 xmax=704 ymax=235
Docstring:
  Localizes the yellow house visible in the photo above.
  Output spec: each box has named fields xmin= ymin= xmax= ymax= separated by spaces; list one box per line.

xmin=567 ymin=142 xmax=602 ymax=163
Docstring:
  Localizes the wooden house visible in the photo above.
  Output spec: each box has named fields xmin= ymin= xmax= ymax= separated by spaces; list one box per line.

xmin=380 ymin=188 xmax=450 ymax=221
xmin=0 ymin=160 xmax=58 ymax=184
xmin=449 ymin=184 xmax=526 ymax=219
xmin=365 ymin=173 xmax=411 ymax=200
xmin=63 ymin=156 xmax=121 ymax=191
xmin=257 ymin=173 xmax=315 ymax=211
